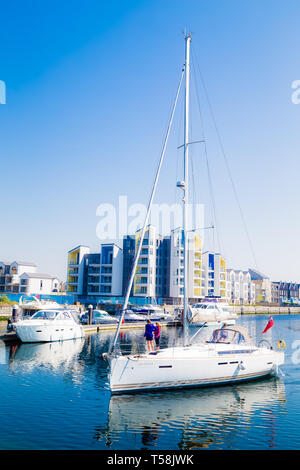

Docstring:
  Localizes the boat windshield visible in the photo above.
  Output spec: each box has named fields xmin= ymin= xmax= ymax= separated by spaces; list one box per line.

xmin=209 ymin=328 xmax=249 ymax=345
xmin=31 ymin=310 xmax=59 ymax=320
xmin=68 ymin=310 xmax=80 ymax=323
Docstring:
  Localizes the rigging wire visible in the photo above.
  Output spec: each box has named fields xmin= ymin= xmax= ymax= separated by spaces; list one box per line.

xmin=175 ymin=93 xmax=184 ymax=206
xmin=191 ymin=44 xmax=259 ymax=271
xmin=190 ymin=49 xmax=223 ymax=254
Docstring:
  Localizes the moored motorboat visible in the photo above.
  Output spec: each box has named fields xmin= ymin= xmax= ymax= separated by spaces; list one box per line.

xmin=189 ymin=301 xmax=237 ymax=327
xmin=132 ymin=305 xmax=174 ymax=321
xmin=13 ymin=308 xmax=84 ymax=343
xmin=80 ymin=309 xmax=118 ymax=324
xmin=120 ymin=310 xmax=146 ymax=322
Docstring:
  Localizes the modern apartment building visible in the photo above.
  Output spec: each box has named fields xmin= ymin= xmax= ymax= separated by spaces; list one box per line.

xmin=66 ymin=245 xmax=90 ymax=295
xmin=133 ymin=225 xmax=157 ymax=298
xmin=66 ymin=226 xmax=233 ymax=304
xmin=66 ymin=243 xmax=123 ymax=298
xmin=155 ymin=235 xmax=171 ymax=298
xmin=202 ymin=252 xmax=227 ymax=300
xmin=226 ymin=269 xmax=255 ymax=305
xmin=122 ymin=235 xmax=135 ymax=296
xmin=169 ymin=229 xmax=205 ymax=301
xmin=249 ymin=269 xmax=272 ymax=304
xmin=122 ymin=230 xmax=171 ymax=299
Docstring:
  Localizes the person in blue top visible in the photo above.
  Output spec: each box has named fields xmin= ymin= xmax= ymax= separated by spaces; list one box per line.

xmin=144 ymin=319 xmax=155 ymax=353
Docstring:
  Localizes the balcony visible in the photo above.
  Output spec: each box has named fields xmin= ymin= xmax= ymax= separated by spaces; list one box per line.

xmin=68 ymin=270 xmax=78 ymax=276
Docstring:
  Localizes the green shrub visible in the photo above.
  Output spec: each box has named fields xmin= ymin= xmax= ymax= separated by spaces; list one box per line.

xmin=0 ymin=295 xmax=15 ymax=305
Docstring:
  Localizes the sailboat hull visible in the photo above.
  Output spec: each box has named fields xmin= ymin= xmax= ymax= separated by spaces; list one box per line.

xmin=108 ymin=347 xmax=284 ymax=394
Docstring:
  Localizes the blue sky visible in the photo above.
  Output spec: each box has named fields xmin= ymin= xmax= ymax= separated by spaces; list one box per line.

xmin=1 ymin=0 xmax=300 ymax=282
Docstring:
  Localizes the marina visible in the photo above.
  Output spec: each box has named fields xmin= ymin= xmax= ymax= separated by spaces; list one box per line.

xmin=1 ymin=0 xmax=300 ymax=454
xmin=0 ymin=314 xmax=298 ymax=450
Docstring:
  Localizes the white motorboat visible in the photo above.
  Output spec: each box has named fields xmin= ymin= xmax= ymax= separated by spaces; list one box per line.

xmin=188 ymin=301 xmax=237 ymax=327
xmin=103 ymin=33 xmax=285 ymax=394
xmin=132 ymin=304 xmax=174 ymax=321
xmin=13 ymin=308 xmax=84 ymax=343
xmin=81 ymin=309 xmax=118 ymax=324
xmin=122 ymin=310 xmax=146 ymax=322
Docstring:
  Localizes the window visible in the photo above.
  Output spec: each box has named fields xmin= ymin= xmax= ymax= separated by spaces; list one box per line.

xmin=101 ymin=266 xmax=112 ymax=274
xmin=100 ymin=276 xmax=112 ymax=284
xmin=101 ymin=246 xmax=113 ymax=264
xmin=100 ymin=285 xmax=111 ymax=293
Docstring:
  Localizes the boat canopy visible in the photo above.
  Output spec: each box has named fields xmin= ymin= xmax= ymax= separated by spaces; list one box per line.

xmin=209 ymin=326 xmax=252 ymax=345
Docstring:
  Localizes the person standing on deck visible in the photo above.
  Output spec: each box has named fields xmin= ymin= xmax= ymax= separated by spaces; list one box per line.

xmin=144 ymin=319 xmax=155 ymax=353
xmin=154 ymin=322 xmax=161 ymax=350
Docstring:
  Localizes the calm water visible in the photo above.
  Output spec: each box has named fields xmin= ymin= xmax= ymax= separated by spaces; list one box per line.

xmin=0 ymin=314 xmax=300 ymax=450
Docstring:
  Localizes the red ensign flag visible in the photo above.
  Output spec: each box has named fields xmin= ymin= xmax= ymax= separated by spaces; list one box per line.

xmin=262 ymin=316 xmax=274 ymax=333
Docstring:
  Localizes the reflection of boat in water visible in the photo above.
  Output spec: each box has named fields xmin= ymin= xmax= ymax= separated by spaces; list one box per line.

xmin=7 ymin=338 xmax=85 ymax=370
xmin=103 ymin=378 xmax=286 ymax=448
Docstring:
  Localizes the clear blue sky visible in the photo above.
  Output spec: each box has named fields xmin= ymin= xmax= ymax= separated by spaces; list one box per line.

xmin=1 ymin=0 xmax=300 ymax=282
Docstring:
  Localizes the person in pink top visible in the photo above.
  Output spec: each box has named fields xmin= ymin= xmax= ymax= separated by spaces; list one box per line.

xmin=154 ymin=322 xmax=161 ymax=350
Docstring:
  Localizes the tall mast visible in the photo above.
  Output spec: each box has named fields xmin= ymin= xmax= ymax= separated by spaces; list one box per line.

xmin=183 ymin=32 xmax=192 ymax=347
xmin=108 ymin=64 xmax=185 ymax=355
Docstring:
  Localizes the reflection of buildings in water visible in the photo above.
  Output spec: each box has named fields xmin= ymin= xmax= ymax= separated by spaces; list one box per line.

xmin=100 ymin=378 xmax=286 ymax=449
xmin=7 ymin=338 xmax=85 ymax=374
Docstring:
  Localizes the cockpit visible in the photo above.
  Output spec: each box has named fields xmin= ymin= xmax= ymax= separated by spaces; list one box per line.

xmin=31 ymin=310 xmax=59 ymax=320
xmin=208 ymin=327 xmax=251 ymax=345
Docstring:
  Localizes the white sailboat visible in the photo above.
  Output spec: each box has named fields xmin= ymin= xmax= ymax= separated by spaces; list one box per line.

xmin=103 ymin=33 xmax=284 ymax=394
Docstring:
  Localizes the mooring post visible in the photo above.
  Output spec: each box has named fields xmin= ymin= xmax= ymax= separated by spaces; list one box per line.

xmin=12 ymin=304 xmax=19 ymax=322
xmin=88 ymin=304 xmax=93 ymax=325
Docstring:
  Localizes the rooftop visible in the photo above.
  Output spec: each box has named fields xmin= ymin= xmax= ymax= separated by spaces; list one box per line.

xmin=21 ymin=273 xmax=54 ymax=279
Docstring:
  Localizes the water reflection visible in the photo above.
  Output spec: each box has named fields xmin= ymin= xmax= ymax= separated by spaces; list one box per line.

xmin=6 ymin=338 xmax=85 ymax=371
xmin=98 ymin=377 xmax=286 ymax=450
xmin=0 ymin=315 xmax=296 ymax=449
